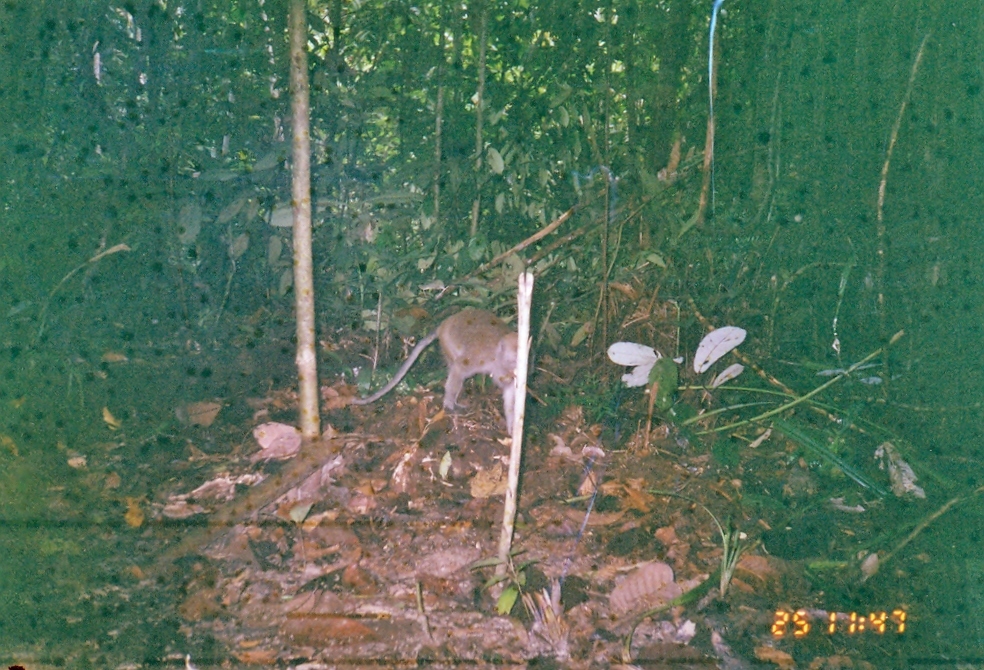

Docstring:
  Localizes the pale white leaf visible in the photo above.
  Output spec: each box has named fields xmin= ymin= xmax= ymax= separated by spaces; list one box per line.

xmin=487 ymin=147 xmax=505 ymax=174
xmin=267 ymin=235 xmax=283 ymax=266
xmin=278 ymin=269 xmax=293 ymax=296
xmin=621 ymin=363 xmax=655 ymax=388
xmin=229 ymin=233 xmax=249 ymax=260
xmin=269 ymin=204 xmax=293 ymax=228
xmin=289 ymin=502 xmax=313 ymax=523
xmin=495 ymin=192 xmax=506 ymax=213
xmin=439 ymin=451 xmax=452 ymax=480
xmin=177 ymin=203 xmax=202 ymax=245
xmin=709 ymin=363 xmax=744 ymax=388
xmin=216 ymin=193 xmax=249 ymax=224
xmin=693 ymin=326 xmax=747 ymax=373
xmin=747 ymin=427 xmax=772 ymax=449
xmin=860 ymin=552 xmax=879 ymax=580
xmin=607 ymin=341 xmax=660 ymax=367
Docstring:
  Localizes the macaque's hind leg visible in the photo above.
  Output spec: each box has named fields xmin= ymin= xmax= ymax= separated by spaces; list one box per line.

xmin=443 ymin=367 xmax=466 ymax=412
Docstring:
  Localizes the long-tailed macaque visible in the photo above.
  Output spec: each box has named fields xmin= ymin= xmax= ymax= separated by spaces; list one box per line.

xmin=350 ymin=309 xmax=519 ymax=428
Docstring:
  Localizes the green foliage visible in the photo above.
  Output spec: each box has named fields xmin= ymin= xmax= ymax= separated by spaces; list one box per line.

xmin=471 ymin=551 xmax=538 ymax=617
xmin=648 ymin=357 xmax=679 ymax=412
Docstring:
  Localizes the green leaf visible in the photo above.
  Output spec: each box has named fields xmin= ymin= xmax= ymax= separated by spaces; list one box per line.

xmin=470 ymin=556 xmax=505 ymax=570
xmin=648 ymin=357 xmax=679 ymax=411
xmin=496 ymin=585 xmax=519 ymax=615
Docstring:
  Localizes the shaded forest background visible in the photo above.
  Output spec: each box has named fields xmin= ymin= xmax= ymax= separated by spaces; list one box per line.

xmin=0 ymin=0 xmax=984 ymax=494
xmin=1 ymin=0 xmax=982 ymax=478
xmin=3 ymin=0 xmax=984 ymax=663
xmin=2 ymin=0 xmax=973 ymax=335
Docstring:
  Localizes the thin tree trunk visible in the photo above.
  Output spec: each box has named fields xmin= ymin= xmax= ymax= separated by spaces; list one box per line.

xmin=434 ymin=13 xmax=445 ymax=222
xmin=470 ymin=6 xmax=487 ymax=238
xmin=289 ymin=0 xmax=320 ymax=441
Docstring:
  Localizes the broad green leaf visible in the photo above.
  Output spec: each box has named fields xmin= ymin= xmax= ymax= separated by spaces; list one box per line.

xmin=496 ymin=585 xmax=519 ymax=615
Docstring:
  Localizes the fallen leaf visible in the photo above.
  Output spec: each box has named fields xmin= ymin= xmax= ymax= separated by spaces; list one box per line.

xmin=67 ymin=455 xmax=87 ymax=469
xmin=470 ymin=462 xmax=508 ymax=498
xmin=0 ymin=434 xmax=18 ymax=456
xmin=564 ymin=508 xmax=624 ymax=526
xmin=693 ymin=326 xmax=747 ymax=374
xmin=860 ymin=552 xmax=880 ymax=580
xmin=753 ymin=645 xmax=795 ymax=669
xmin=102 ymin=407 xmax=122 ymax=430
xmin=607 ymin=341 xmax=661 ymax=388
xmin=104 ymin=472 xmax=121 ymax=490
xmin=232 ymin=648 xmax=278 ymax=665
xmin=281 ymin=615 xmax=374 ymax=644
xmin=735 ymin=554 xmax=781 ymax=585
xmin=748 ymin=428 xmax=772 ymax=449
xmin=288 ymin=502 xmax=314 ymax=524
xmin=124 ymin=497 xmax=144 ymax=528
xmin=176 ymin=400 xmax=223 ymax=428
xmin=710 ymin=363 xmax=744 ymax=388
xmin=100 ymin=351 xmax=128 ymax=363
xmin=609 ymin=561 xmax=681 ymax=616
xmin=251 ymin=422 xmax=302 ymax=462
xmin=875 ymin=441 xmax=926 ymax=499
xmin=190 ymin=473 xmax=264 ymax=501
xmin=162 ymin=499 xmax=206 ymax=519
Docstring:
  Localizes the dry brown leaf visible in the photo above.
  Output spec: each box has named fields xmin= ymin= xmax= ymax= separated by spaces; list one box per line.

xmin=100 ymin=351 xmax=128 ymax=363
xmin=564 ymin=508 xmax=624 ymax=526
xmin=598 ymin=478 xmax=654 ymax=514
xmin=281 ymin=615 xmax=374 ymax=644
xmin=608 ymin=282 xmax=638 ymax=300
xmin=162 ymin=499 xmax=206 ymax=519
xmin=470 ymin=462 xmax=508 ymax=498
xmin=104 ymin=472 xmax=121 ymax=490
xmin=753 ymin=645 xmax=796 ymax=669
xmin=177 ymin=400 xmax=222 ymax=428
xmin=609 ymin=561 xmax=680 ymax=616
xmin=0 ymin=434 xmax=19 ymax=456
xmin=735 ymin=554 xmax=781 ymax=586
xmin=321 ymin=383 xmax=357 ymax=410
xmin=179 ymin=587 xmax=222 ymax=621
xmin=251 ymin=422 xmax=301 ymax=461
xmin=654 ymin=525 xmax=678 ymax=546
xmin=347 ymin=492 xmax=377 ymax=515
xmin=621 ymin=482 xmax=655 ymax=514
xmin=102 ymin=407 xmax=122 ymax=430
xmin=124 ymin=496 xmax=144 ymax=528
xmin=232 ymin=648 xmax=278 ymax=665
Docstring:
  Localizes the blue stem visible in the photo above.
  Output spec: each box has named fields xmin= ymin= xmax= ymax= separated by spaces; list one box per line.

xmin=709 ymin=0 xmax=725 ymax=212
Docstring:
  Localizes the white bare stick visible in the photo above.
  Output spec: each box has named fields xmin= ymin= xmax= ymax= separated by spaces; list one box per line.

xmin=497 ymin=271 xmax=534 ymax=575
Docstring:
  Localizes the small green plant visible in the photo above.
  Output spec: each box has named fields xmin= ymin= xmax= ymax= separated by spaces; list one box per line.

xmin=649 ymin=490 xmax=746 ymax=596
xmin=471 ymin=550 xmax=538 ymax=615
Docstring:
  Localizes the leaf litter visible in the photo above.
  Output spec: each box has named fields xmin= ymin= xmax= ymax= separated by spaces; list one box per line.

xmin=121 ymin=311 xmax=920 ymax=669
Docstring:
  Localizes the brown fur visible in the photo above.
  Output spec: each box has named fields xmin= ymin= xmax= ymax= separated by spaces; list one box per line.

xmin=350 ymin=309 xmax=518 ymax=427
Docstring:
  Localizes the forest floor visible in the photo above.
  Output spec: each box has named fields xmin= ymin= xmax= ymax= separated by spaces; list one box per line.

xmin=150 ymin=325 xmax=898 ymax=669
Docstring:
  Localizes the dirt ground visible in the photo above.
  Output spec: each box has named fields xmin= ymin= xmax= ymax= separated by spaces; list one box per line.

xmin=151 ymin=337 xmax=895 ymax=670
